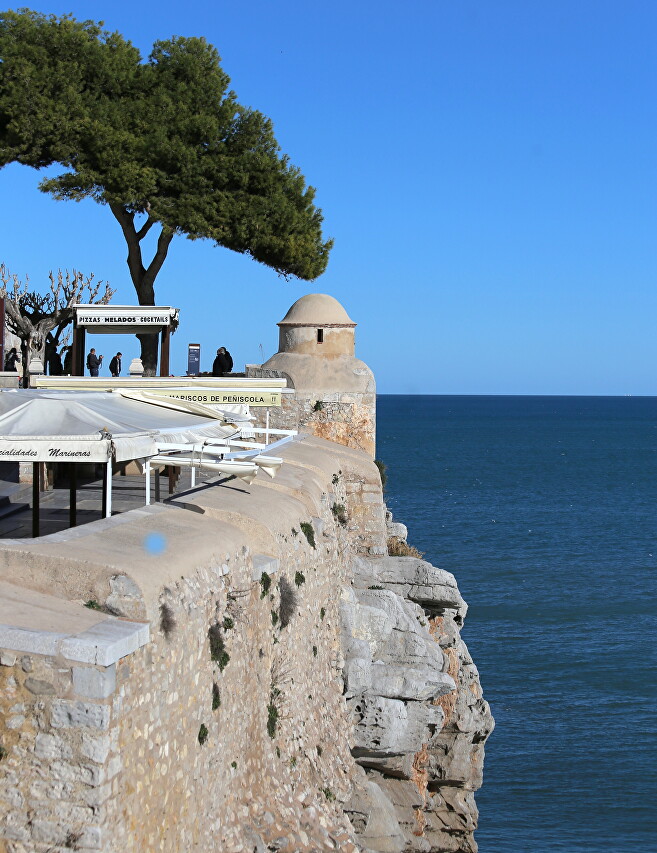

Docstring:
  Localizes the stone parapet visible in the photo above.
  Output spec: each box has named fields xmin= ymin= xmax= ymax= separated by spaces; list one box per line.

xmin=0 ymin=437 xmax=490 ymax=852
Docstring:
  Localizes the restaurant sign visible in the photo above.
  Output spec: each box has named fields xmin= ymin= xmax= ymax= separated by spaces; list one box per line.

xmin=0 ymin=439 xmax=111 ymax=463
xmin=76 ymin=308 xmax=174 ymax=327
xmin=149 ymin=388 xmax=282 ymax=407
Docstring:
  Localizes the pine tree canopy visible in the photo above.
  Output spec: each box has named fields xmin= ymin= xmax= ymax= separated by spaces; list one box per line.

xmin=0 ymin=9 xmax=332 ymax=285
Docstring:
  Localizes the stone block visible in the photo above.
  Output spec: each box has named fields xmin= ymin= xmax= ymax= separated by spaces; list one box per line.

xmin=80 ymin=734 xmax=111 ymax=764
xmin=60 ymin=620 xmax=149 ymax=667
xmin=0 ymin=650 xmax=17 ymax=666
xmin=73 ymin=665 xmax=116 ymax=699
xmin=51 ymin=700 xmax=111 ymax=730
xmin=34 ymin=733 xmax=73 ymax=761
xmin=251 ymin=554 xmax=280 ymax=581
xmin=24 ymin=677 xmax=56 ymax=695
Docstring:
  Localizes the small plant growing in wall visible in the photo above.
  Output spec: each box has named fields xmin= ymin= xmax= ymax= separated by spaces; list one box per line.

xmin=294 ymin=571 xmax=306 ymax=587
xmin=320 ymin=607 xmax=326 ymax=621
xmin=313 ymin=400 xmax=324 ymax=412
xmin=271 ymin=609 xmax=279 ymax=627
xmin=260 ymin=571 xmax=272 ymax=598
xmin=387 ymin=537 xmax=424 ymax=558
xmin=64 ymin=831 xmax=82 ymax=849
xmin=159 ymin=602 xmax=177 ymax=639
xmin=0 ymin=745 xmax=7 ymax=762
xmin=312 ymin=645 xmax=318 ymax=657
xmin=267 ymin=694 xmax=279 ymax=739
xmin=84 ymin=600 xmax=102 ymax=611
xmin=321 ymin=786 xmax=335 ymax=801
xmin=212 ymin=682 xmax=221 ymax=711
xmin=208 ymin=623 xmax=230 ymax=671
xmin=222 ymin=616 xmax=234 ymax=631
xmin=332 ymin=502 xmax=348 ymax=526
xmin=331 ymin=471 xmax=341 ymax=486
xmin=300 ymin=521 xmax=316 ymax=549
xmin=198 ymin=724 xmax=209 ymax=746
xmin=368 ymin=585 xmax=384 ymax=591
xmin=278 ymin=576 xmax=298 ymax=628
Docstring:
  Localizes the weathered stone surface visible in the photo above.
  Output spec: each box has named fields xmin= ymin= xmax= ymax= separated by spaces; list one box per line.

xmin=344 ymin=777 xmax=406 ymax=853
xmin=343 ymin=512 xmax=493 ymax=853
xmin=0 ymin=440 xmax=490 ymax=853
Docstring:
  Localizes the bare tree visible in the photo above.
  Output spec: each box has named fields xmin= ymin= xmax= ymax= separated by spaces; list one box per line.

xmin=0 ymin=265 xmax=114 ymax=382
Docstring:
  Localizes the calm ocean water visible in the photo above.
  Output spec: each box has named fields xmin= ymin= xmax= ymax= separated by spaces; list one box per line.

xmin=376 ymin=396 xmax=657 ymax=853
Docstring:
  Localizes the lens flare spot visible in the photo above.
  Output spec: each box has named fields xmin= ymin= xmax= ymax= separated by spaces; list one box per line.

xmin=145 ymin=532 xmax=167 ymax=556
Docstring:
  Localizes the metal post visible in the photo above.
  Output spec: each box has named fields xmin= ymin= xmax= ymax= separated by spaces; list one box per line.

xmin=265 ymin=409 xmax=270 ymax=444
xmin=154 ymin=467 xmax=161 ymax=503
xmin=145 ymin=460 xmax=151 ymax=505
xmin=69 ymin=463 xmax=77 ymax=528
xmin=32 ymin=462 xmax=40 ymax=538
xmin=105 ymin=459 xmax=112 ymax=518
xmin=160 ymin=327 xmax=170 ymax=377
xmin=72 ymin=324 xmax=85 ymax=376
xmin=101 ymin=464 xmax=107 ymax=518
xmin=191 ymin=465 xmax=196 ymax=489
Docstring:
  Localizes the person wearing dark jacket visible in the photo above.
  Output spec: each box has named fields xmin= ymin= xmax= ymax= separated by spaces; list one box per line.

xmin=86 ymin=348 xmax=102 ymax=377
xmin=48 ymin=350 xmax=63 ymax=376
xmin=212 ymin=348 xmax=228 ymax=376
xmin=4 ymin=347 xmax=19 ymax=372
xmin=223 ymin=348 xmax=233 ymax=373
xmin=109 ymin=352 xmax=122 ymax=377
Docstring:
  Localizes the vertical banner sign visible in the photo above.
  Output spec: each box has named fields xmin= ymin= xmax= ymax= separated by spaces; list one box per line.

xmin=187 ymin=343 xmax=201 ymax=376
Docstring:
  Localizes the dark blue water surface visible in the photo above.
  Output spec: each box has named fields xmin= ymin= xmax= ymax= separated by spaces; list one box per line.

xmin=376 ymin=396 xmax=657 ymax=853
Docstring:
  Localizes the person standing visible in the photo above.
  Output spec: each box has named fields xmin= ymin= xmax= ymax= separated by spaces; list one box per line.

xmin=109 ymin=352 xmax=122 ymax=377
xmin=86 ymin=348 xmax=102 ymax=377
xmin=48 ymin=349 xmax=63 ymax=376
xmin=4 ymin=347 xmax=19 ymax=372
xmin=212 ymin=348 xmax=228 ymax=376
xmin=223 ymin=347 xmax=233 ymax=373
xmin=62 ymin=346 xmax=72 ymax=375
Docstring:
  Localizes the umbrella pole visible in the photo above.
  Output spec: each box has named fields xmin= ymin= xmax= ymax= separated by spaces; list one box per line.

xmin=154 ymin=468 xmax=161 ymax=503
xmin=101 ymin=465 xmax=107 ymax=518
xmin=69 ymin=463 xmax=77 ymax=528
xmin=105 ymin=460 xmax=113 ymax=518
xmin=145 ymin=460 xmax=151 ymax=505
xmin=32 ymin=462 xmax=40 ymax=538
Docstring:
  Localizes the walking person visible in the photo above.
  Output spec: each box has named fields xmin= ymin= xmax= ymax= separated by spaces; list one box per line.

xmin=109 ymin=352 xmax=122 ymax=377
xmin=86 ymin=348 xmax=103 ymax=377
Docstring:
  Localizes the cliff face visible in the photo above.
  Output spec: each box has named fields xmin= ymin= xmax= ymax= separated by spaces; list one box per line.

xmin=0 ymin=437 xmax=491 ymax=852
xmin=341 ymin=526 xmax=494 ymax=852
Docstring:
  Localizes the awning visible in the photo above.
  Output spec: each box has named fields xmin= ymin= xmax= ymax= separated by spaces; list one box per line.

xmin=0 ymin=390 xmax=236 ymax=463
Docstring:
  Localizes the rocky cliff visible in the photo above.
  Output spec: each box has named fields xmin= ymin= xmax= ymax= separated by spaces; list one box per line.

xmin=342 ymin=516 xmax=493 ymax=853
xmin=0 ymin=436 xmax=492 ymax=852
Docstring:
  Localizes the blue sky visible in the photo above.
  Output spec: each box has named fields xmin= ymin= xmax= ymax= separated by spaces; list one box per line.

xmin=1 ymin=1 xmax=656 ymax=393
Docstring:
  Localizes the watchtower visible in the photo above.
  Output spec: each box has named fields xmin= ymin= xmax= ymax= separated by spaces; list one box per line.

xmin=247 ymin=294 xmax=376 ymax=457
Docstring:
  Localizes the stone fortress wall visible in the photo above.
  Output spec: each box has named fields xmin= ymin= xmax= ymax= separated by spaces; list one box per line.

xmin=0 ymin=294 xmax=492 ymax=852
xmin=0 ymin=434 xmax=492 ymax=853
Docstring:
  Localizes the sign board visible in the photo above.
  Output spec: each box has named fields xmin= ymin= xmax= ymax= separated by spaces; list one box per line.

xmin=187 ymin=343 xmax=201 ymax=376
xmin=76 ymin=308 xmax=172 ymax=327
xmin=147 ymin=388 xmax=282 ymax=407
xmin=0 ymin=439 xmax=110 ymax=463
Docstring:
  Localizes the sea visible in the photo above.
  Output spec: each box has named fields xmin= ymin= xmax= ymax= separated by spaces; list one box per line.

xmin=376 ymin=395 xmax=657 ymax=853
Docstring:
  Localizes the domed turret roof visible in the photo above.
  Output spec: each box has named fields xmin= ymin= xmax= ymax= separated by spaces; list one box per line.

xmin=278 ymin=294 xmax=356 ymax=327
